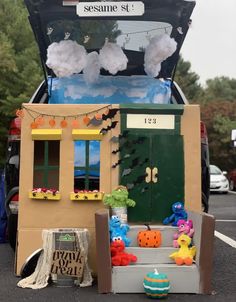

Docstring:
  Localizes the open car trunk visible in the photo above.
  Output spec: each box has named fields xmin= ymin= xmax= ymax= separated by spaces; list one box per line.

xmin=24 ymin=0 xmax=195 ymax=79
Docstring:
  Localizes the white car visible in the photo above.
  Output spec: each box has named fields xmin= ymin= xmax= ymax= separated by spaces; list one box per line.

xmin=210 ymin=165 xmax=229 ymax=193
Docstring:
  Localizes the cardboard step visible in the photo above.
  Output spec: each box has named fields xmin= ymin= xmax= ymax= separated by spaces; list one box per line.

xmin=127 ymin=225 xmax=178 ymax=247
xmin=125 ymin=247 xmax=176 ymax=264
xmin=112 ymin=264 xmax=200 ymax=293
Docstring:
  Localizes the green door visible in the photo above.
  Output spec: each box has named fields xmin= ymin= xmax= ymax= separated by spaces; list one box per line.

xmin=120 ymin=133 xmax=184 ymax=222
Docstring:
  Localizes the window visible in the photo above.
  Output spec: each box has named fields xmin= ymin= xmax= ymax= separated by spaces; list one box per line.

xmin=33 ymin=140 xmax=60 ymax=189
xmin=210 ymin=165 xmax=222 ymax=175
xmin=74 ymin=140 xmax=100 ymax=191
xmin=47 ymin=20 xmax=172 ymax=52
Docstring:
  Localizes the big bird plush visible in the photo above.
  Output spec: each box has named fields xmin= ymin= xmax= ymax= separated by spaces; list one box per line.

xmin=170 ymin=234 xmax=196 ymax=265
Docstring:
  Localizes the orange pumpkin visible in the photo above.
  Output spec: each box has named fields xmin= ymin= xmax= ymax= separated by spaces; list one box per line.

xmin=35 ymin=116 xmax=45 ymax=126
xmin=83 ymin=115 xmax=90 ymax=125
xmin=30 ymin=121 xmax=38 ymax=129
xmin=60 ymin=119 xmax=68 ymax=128
xmin=71 ymin=119 xmax=79 ymax=128
xmin=95 ymin=113 xmax=102 ymax=120
xmin=137 ymin=224 xmax=162 ymax=248
xmin=49 ymin=118 xmax=56 ymax=127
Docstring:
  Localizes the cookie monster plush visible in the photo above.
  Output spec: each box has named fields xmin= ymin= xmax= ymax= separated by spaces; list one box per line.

xmin=163 ymin=202 xmax=187 ymax=226
xmin=109 ymin=215 xmax=131 ymax=247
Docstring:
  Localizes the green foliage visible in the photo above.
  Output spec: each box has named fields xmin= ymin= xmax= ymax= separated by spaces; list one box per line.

xmin=213 ymin=115 xmax=236 ymax=139
xmin=203 ymin=77 xmax=236 ymax=103
xmin=48 ymin=19 xmax=121 ymax=49
xmin=176 ymin=55 xmax=236 ymax=170
xmin=201 ymin=101 xmax=236 ymax=171
xmin=175 ymin=55 xmax=204 ymax=103
xmin=0 ymin=0 xmax=42 ymax=168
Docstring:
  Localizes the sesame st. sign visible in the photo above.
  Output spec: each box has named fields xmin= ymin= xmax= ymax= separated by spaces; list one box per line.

xmin=76 ymin=1 xmax=145 ymax=17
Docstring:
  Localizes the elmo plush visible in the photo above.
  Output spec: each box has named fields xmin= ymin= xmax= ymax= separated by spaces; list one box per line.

xmin=110 ymin=238 xmax=137 ymax=266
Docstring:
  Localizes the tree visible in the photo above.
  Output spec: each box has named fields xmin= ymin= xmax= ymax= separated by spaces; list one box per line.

xmin=48 ymin=19 xmax=121 ymax=49
xmin=201 ymin=101 xmax=236 ymax=171
xmin=175 ymin=57 xmax=236 ymax=170
xmin=203 ymin=77 xmax=236 ymax=103
xmin=0 ymin=0 xmax=42 ymax=168
xmin=175 ymin=55 xmax=204 ymax=103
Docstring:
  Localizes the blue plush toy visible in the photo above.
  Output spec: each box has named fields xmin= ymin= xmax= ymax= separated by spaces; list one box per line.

xmin=163 ymin=202 xmax=187 ymax=226
xmin=109 ymin=215 xmax=131 ymax=247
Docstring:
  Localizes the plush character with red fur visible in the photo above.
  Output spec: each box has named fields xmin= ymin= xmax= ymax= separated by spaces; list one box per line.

xmin=110 ymin=238 xmax=137 ymax=266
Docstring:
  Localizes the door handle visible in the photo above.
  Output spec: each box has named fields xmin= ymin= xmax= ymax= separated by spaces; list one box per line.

xmin=145 ymin=167 xmax=152 ymax=183
xmin=152 ymin=167 xmax=158 ymax=183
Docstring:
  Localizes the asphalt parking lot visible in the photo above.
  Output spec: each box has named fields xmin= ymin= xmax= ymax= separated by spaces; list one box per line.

xmin=0 ymin=192 xmax=236 ymax=302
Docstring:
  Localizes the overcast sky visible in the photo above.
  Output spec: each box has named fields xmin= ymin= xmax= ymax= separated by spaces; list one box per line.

xmin=181 ymin=0 xmax=236 ymax=84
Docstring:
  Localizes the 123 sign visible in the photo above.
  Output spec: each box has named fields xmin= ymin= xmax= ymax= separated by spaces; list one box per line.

xmin=127 ymin=114 xmax=175 ymax=129
xmin=77 ymin=1 xmax=145 ymax=17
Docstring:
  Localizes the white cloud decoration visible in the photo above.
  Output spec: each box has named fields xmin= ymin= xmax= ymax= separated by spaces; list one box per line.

xmin=64 ymin=84 xmax=117 ymax=100
xmin=46 ymin=40 xmax=87 ymax=77
xmin=46 ymin=34 xmax=176 ymax=82
xmin=144 ymin=34 xmax=177 ymax=77
xmin=83 ymin=51 xmax=101 ymax=84
xmin=99 ymin=42 xmax=128 ymax=75
xmin=46 ymin=40 xmax=128 ymax=82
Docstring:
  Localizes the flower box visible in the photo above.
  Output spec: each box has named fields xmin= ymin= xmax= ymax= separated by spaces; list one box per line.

xmin=29 ymin=188 xmax=60 ymax=200
xmin=70 ymin=191 xmax=104 ymax=201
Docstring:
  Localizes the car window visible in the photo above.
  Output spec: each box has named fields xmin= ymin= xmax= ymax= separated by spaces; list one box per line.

xmin=46 ymin=20 xmax=172 ymax=52
xmin=210 ymin=165 xmax=222 ymax=175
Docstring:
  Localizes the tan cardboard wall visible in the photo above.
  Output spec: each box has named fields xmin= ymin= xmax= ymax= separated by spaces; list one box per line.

xmin=16 ymin=103 xmax=201 ymax=275
xmin=16 ymin=104 xmax=119 ymax=275
xmin=181 ymin=105 xmax=201 ymax=212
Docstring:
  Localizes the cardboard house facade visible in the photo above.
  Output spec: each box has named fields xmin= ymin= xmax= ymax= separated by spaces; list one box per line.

xmin=17 ymin=102 xmax=202 ymax=275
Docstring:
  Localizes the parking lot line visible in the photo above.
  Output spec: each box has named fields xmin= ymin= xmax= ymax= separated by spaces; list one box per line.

xmin=214 ymin=230 xmax=236 ymax=248
xmin=216 ymin=220 xmax=236 ymax=222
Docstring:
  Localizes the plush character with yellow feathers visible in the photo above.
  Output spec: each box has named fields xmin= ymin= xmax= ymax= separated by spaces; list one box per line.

xmin=170 ymin=234 xmax=196 ymax=266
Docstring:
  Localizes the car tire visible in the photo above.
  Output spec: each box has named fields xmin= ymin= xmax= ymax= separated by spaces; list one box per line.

xmin=5 ymin=187 xmax=19 ymax=250
xmin=201 ymin=192 xmax=209 ymax=213
xmin=229 ymin=179 xmax=235 ymax=191
xmin=20 ymin=249 xmax=42 ymax=278
xmin=7 ymin=213 xmax=18 ymax=251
